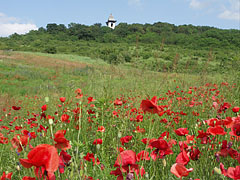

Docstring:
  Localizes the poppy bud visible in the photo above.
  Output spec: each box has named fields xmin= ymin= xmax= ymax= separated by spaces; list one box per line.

xmin=49 ymin=119 xmax=53 ymax=125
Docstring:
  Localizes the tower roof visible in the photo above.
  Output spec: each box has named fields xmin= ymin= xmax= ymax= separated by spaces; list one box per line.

xmin=107 ymin=14 xmax=116 ymax=22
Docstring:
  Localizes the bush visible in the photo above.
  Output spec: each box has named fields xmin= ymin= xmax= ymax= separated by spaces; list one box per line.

xmin=44 ymin=46 xmax=57 ymax=54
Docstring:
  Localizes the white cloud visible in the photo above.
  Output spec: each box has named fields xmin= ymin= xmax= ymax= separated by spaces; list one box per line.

xmin=218 ymin=0 xmax=240 ymax=21
xmin=189 ymin=0 xmax=206 ymax=9
xmin=188 ymin=0 xmax=240 ymax=22
xmin=0 ymin=23 xmax=38 ymax=37
xmin=0 ymin=13 xmax=38 ymax=37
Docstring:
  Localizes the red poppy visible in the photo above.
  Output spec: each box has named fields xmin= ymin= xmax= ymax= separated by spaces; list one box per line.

xmin=150 ymin=139 xmax=173 ymax=160
xmin=137 ymin=150 xmax=150 ymax=161
xmin=87 ymin=97 xmax=95 ymax=104
xmin=197 ymin=130 xmax=210 ymax=144
xmin=93 ymin=139 xmax=103 ymax=145
xmin=220 ymin=163 xmax=227 ymax=176
xmin=12 ymin=106 xmax=21 ymax=110
xmin=114 ymin=98 xmax=123 ymax=106
xmin=135 ymin=115 xmax=143 ymax=122
xmin=84 ymin=153 xmax=100 ymax=166
xmin=184 ymin=135 xmax=196 ymax=144
xmin=170 ymin=163 xmax=193 ymax=179
xmin=0 ymin=133 xmax=8 ymax=144
xmin=140 ymin=96 xmax=162 ymax=114
xmin=220 ymin=163 xmax=240 ymax=180
xmin=111 ymin=150 xmax=141 ymax=180
xmin=190 ymin=147 xmax=201 ymax=161
xmin=133 ymin=126 xmax=145 ymax=133
xmin=176 ymin=150 xmax=190 ymax=165
xmin=175 ymin=128 xmax=189 ymax=136
xmin=11 ymin=134 xmax=29 ymax=152
xmin=20 ymin=144 xmax=59 ymax=180
xmin=110 ymin=168 xmax=123 ymax=180
xmin=218 ymin=102 xmax=231 ymax=113
xmin=59 ymin=150 xmax=71 ymax=174
xmin=217 ymin=140 xmax=238 ymax=159
xmin=229 ymin=123 xmax=240 ymax=137
xmin=97 ymin=126 xmax=105 ymax=132
xmin=59 ymin=97 xmax=66 ymax=103
xmin=114 ymin=150 xmax=137 ymax=168
xmin=75 ymin=88 xmax=83 ymax=98
xmin=207 ymin=126 xmax=227 ymax=136
xmin=120 ymin=136 xmax=132 ymax=146
xmin=54 ymin=130 xmax=71 ymax=150
xmin=22 ymin=177 xmax=36 ymax=180
xmin=61 ymin=114 xmax=70 ymax=123
xmin=232 ymin=107 xmax=240 ymax=113
xmin=1 ymin=172 xmax=13 ymax=180
xmin=41 ymin=104 xmax=47 ymax=112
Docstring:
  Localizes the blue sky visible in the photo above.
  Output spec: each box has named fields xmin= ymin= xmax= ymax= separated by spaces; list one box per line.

xmin=0 ymin=0 xmax=239 ymax=36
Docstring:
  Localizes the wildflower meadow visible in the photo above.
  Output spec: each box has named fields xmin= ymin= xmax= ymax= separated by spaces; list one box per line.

xmin=0 ymin=51 xmax=239 ymax=180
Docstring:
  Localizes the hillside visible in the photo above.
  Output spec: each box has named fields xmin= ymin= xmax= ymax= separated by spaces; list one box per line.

xmin=0 ymin=22 xmax=239 ymax=74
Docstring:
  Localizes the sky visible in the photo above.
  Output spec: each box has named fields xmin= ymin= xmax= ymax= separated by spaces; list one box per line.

xmin=0 ymin=0 xmax=239 ymax=37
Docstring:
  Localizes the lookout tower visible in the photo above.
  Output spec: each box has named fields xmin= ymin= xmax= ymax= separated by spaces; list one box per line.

xmin=106 ymin=14 xmax=117 ymax=29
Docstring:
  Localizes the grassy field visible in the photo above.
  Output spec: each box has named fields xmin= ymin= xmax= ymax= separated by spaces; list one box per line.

xmin=0 ymin=50 xmax=239 ymax=179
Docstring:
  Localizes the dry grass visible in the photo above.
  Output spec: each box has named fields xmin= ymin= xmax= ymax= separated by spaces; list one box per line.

xmin=0 ymin=51 xmax=88 ymax=70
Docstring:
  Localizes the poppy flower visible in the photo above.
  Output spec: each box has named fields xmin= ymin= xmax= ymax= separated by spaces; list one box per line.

xmin=170 ymin=163 xmax=193 ymax=179
xmin=20 ymin=144 xmax=59 ymax=180
xmin=59 ymin=150 xmax=71 ymax=174
xmin=84 ymin=153 xmax=100 ymax=166
xmin=54 ymin=130 xmax=71 ymax=150
xmin=133 ymin=126 xmax=145 ymax=133
xmin=217 ymin=140 xmax=238 ymax=159
xmin=135 ymin=115 xmax=143 ymax=122
xmin=190 ymin=147 xmax=201 ymax=161
xmin=176 ymin=150 xmax=190 ymax=165
xmin=0 ymin=133 xmax=8 ymax=144
xmin=218 ymin=102 xmax=231 ymax=113
xmin=232 ymin=107 xmax=240 ymax=113
xmin=41 ymin=104 xmax=47 ymax=112
xmin=110 ymin=167 xmax=123 ymax=180
xmin=137 ymin=150 xmax=150 ymax=161
xmin=207 ymin=126 xmax=227 ymax=136
xmin=59 ymin=97 xmax=66 ymax=103
xmin=150 ymin=139 xmax=173 ymax=160
xmin=11 ymin=134 xmax=29 ymax=152
xmin=97 ymin=126 xmax=105 ymax=132
xmin=75 ymin=88 xmax=83 ymax=98
xmin=87 ymin=97 xmax=95 ymax=104
xmin=111 ymin=150 xmax=141 ymax=180
xmin=114 ymin=98 xmax=123 ymax=106
xmin=61 ymin=114 xmax=70 ymax=123
xmin=175 ymin=128 xmax=189 ymax=136
xmin=93 ymin=139 xmax=103 ymax=145
xmin=140 ymin=96 xmax=162 ymax=114
xmin=12 ymin=106 xmax=21 ymax=110
xmin=120 ymin=136 xmax=132 ymax=146
xmin=197 ymin=130 xmax=210 ymax=144
xmin=220 ymin=163 xmax=227 ymax=176
xmin=229 ymin=123 xmax=240 ymax=137
xmin=220 ymin=163 xmax=240 ymax=179
xmin=1 ymin=172 xmax=13 ymax=180
xmin=22 ymin=177 xmax=36 ymax=180
xmin=114 ymin=150 xmax=137 ymax=168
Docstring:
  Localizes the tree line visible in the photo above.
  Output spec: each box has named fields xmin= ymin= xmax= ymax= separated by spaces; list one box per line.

xmin=1 ymin=22 xmax=239 ymax=50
